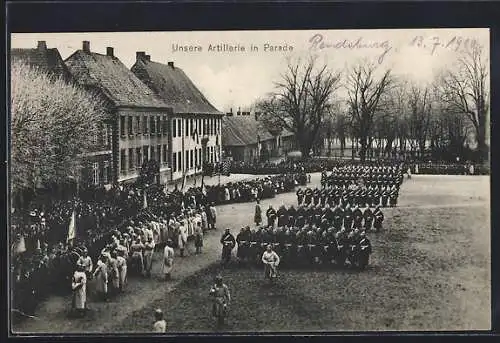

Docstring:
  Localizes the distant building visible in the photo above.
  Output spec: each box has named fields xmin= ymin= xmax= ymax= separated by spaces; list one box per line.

xmin=65 ymin=41 xmax=173 ymax=185
xmin=131 ymin=54 xmax=224 ymax=181
xmin=222 ymin=110 xmax=297 ymax=163
xmin=222 ymin=113 xmax=275 ymax=163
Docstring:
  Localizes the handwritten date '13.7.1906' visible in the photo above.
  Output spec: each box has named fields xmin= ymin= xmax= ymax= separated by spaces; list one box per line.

xmin=409 ymin=35 xmax=480 ymax=55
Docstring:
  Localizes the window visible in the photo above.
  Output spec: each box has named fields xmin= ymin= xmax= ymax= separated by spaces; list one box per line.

xmin=203 ymin=119 xmax=207 ymax=136
xmin=157 ymin=145 xmax=161 ymax=163
xmin=172 ymin=152 xmax=177 ymax=172
xmin=178 ymin=151 xmax=182 ymax=171
xmin=136 ymin=148 xmax=142 ymax=167
xmin=217 ymin=118 xmax=221 ymax=134
xmin=185 ymin=152 xmax=189 ymax=171
xmin=120 ymin=150 xmax=126 ymax=173
xmin=151 ymin=146 xmax=156 ymax=162
xmin=143 ymin=145 xmax=149 ymax=162
xmin=150 ymin=116 xmax=156 ymax=134
xmin=162 ymin=144 xmax=167 ymax=165
xmin=93 ymin=162 xmax=100 ymax=185
xmin=177 ymin=119 xmax=182 ymax=137
xmin=120 ymin=116 xmax=126 ymax=136
xmin=143 ymin=115 xmax=148 ymax=134
xmin=190 ymin=119 xmax=194 ymax=135
xmin=195 ymin=147 xmax=198 ymax=167
xmin=210 ymin=146 xmax=214 ymax=163
xmin=185 ymin=119 xmax=189 ymax=137
xmin=163 ymin=116 xmax=168 ymax=135
xmin=105 ymin=124 xmax=111 ymax=147
xmin=128 ymin=148 xmax=134 ymax=170
xmin=128 ymin=116 xmax=133 ymax=135
xmin=190 ymin=150 xmax=194 ymax=169
xmin=103 ymin=160 xmax=109 ymax=184
xmin=172 ymin=119 xmax=177 ymax=138
xmin=136 ymin=116 xmax=141 ymax=134
xmin=198 ymin=119 xmax=201 ymax=136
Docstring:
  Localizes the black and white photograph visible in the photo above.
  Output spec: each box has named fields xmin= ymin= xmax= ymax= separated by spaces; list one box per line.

xmin=9 ymin=28 xmax=490 ymax=333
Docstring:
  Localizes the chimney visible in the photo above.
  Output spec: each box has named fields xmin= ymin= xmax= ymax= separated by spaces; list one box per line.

xmin=37 ymin=41 xmax=47 ymax=50
xmin=136 ymin=51 xmax=146 ymax=62
xmin=145 ymin=55 xmax=151 ymax=61
xmin=106 ymin=47 xmax=114 ymax=57
xmin=82 ymin=41 xmax=90 ymax=52
xmin=168 ymin=61 xmax=174 ymax=68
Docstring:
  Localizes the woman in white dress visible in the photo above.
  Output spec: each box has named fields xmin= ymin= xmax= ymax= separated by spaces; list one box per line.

xmin=116 ymin=250 xmax=127 ymax=292
xmin=72 ymin=264 xmax=87 ymax=316
xmin=93 ymin=255 xmax=108 ymax=301
xmin=162 ymin=240 xmax=175 ymax=281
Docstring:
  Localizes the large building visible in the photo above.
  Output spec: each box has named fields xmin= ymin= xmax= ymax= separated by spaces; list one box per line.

xmin=65 ymin=41 xmax=173 ymax=185
xmin=11 ymin=41 xmax=112 ymax=188
xmin=131 ymin=53 xmax=224 ymax=181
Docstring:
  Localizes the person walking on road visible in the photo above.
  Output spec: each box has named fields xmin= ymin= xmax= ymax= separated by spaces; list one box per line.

xmin=162 ymin=239 xmax=175 ymax=281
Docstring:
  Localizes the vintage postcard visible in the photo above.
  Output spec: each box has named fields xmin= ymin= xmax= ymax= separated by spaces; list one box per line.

xmin=9 ymin=29 xmax=490 ymax=334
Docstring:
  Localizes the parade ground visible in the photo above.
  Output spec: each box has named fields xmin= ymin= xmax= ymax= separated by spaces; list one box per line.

xmin=13 ymin=173 xmax=491 ymax=333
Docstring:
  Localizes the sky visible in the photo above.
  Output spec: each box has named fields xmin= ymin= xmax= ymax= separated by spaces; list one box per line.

xmin=11 ymin=29 xmax=489 ymax=112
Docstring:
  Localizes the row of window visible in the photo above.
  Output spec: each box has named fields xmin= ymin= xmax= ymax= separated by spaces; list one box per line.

xmin=92 ymin=124 xmax=112 ymax=148
xmin=120 ymin=115 xmax=169 ymax=137
xmin=120 ymin=144 xmax=169 ymax=174
xmin=171 ymin=117 xmax=221 ymax=138
xmin=92 ymin=161 xmax=110 ymax=185
xmin=171 ymin=146 xmax=220 ymax=172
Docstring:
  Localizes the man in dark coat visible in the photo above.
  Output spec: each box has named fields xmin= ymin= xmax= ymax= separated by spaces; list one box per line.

xmin=266 ymin=205 xmax=277 ymax=228
xmin=373 ymin=206 xmax=384 ymax=231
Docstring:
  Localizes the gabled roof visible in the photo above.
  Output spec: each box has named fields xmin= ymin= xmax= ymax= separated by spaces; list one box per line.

xmin=131 ymin=58 xmax=222 ymax=115
xmin=222 ymin=115 xmax=275 ymax=147
xmin=65 ymin=50 xmax=170 ymax=109
xmin=11 ymin=44 xmax=72 ymax=81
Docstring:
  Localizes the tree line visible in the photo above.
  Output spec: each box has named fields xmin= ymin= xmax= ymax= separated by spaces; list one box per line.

xmin=255 ymin=44 xmax=489 ymax=163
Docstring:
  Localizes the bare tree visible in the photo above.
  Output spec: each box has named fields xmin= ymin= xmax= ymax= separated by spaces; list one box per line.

xmin=346 ymin=62 xmax=392 ymax=162
xmin=255 ymin=57 xmax=342 ymax=158
xmin=408 ymin=82 xmax=432 ymax=157
xmin=438 ymin=44 xmax=489 ymax=161
xmin=10 ymin=61 xmax=106 ymax=198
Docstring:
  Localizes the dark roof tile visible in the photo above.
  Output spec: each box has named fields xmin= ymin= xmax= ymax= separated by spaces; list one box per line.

xmin=222 ymin=116 xmax=274 ymax=147
xmin=64 ymin=50 xmax=170 ymax=109
xmin=11 ymin=47 xmax=72 ymax=81
xmin=131 ymin=59 xmax=222 ymax=115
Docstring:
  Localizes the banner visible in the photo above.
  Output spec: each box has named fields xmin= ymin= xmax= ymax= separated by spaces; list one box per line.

xmin=67 ymin=209 xmax=76 ymax=243
xmin=143 ymin=190 xmax=148 ymax=209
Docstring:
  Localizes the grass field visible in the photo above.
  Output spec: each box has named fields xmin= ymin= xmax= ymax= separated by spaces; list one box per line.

xmin=114 ymin=175 xmax=490 ymax=332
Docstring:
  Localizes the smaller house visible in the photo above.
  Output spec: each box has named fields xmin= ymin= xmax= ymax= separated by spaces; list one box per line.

xmin=222 ymin=114 xmax=275 ymax=163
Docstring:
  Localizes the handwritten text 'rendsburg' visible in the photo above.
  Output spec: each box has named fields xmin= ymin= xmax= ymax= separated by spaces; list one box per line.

xmin=309 ymin=34 xmax=392 ymax=64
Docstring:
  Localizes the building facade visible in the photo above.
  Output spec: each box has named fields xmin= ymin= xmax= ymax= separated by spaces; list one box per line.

xmin=65 ymin=41 xmax=173 ymax=185
xmin=131 ymin=55 xmax=223 ymax=181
